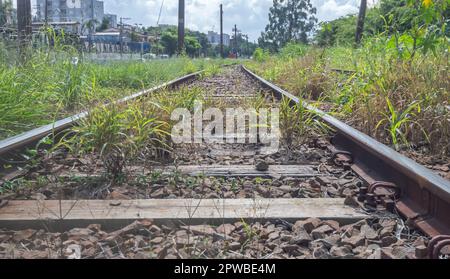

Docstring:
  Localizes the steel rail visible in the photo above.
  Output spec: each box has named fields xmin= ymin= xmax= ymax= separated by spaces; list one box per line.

xmin=242 ymin=65 xmax=450 ymax=237
xmin=1 ymin=64 xmax=449 ymax=238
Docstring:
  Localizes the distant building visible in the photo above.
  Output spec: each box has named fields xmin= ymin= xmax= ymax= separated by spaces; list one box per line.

xmin=104 ymin=14 xmax=117 ymax=28
xmin=90 ymin=32 xmax=125 ymax=44
xmin=35 ymin=0 xmax=105 ymax=34
xmin=32 ymin=21 xmax=81 ymax=34
xmin=85 ymin=32 xmax=150 ymax=53
xmin=207 ymin=31 xmax=230 ymax=47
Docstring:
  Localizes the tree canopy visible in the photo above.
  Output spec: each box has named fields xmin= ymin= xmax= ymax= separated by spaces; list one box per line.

xmin=160 ymin=30 xmax=178 ymax=56
xmin=96 ymin=18 xmax=110 ymax=32
xmin=0 ymin=0 xmax=13 ymax=26
xmin=315 ymin=0 xmax=449 ymax=48
xmin=259 ymin=0 xmax=317 ymax=51
xmin=159 ymin=27 xmax=205 ymax=57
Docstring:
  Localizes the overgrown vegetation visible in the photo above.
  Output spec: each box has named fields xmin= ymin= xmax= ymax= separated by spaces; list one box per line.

xmin=259 ymin=0 xmax=318 ymax=51
xmin=55 ymin=86 xmax=205 ymax=177
xmin=279 ymin=97 xmax=329 ymax=151
xmin=249 ymin=0 xmax=449 ymax=157
xmin=0 ymin=31 xmax=232 ymax=140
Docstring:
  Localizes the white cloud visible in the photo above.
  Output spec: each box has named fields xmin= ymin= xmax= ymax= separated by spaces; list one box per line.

xmin=315 ymin=0 xmax=359 ymax=22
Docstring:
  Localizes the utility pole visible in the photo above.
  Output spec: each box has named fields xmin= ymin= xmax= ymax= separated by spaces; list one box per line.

xmin=119 ymin=17 xmax=131 ymax=58
xmin=44 ymin=0 xmax=48 ymax=25
xmin=17 ymin=0 xmax=32 ymax=61
xmin=0 ymin=0 xmax=6 ymax=27
xmin=232 ymin=24 xmax=240 ymax=59
xmin=135 ymin=23 xmax=144 ymax=60
xmin=355 ymin=0 xmax=367 ymax=45
xmin=0 ymin=0 xmax=3 ymax=27
xmin=243 ymin=34 xmax=249 ymax=58
xmin=234 ymin=24 xmax=237 ymax=58
xmin=220 ymin=4 xmax=223 ymax=58
xmin=91 ymin=0 xmax=95 ymax=20
xmin=91 ymin=0 xmax=96 ymax=30
xmin=177 ymin=0 xmax=185 ymax=55
xmin=141 ymin=39 xmax=144 ymax=60
xmin=156 ymin=0 xmax=165 ymax=57
xmin=120 ymin=17 xmax=123 ymax=57
xmin=43 ymin=0 xmax=49 ymax=49
xmin=88 ymin=0 xmax=95 ymax=52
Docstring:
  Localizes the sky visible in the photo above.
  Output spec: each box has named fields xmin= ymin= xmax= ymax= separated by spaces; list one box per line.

xmin=25 ymin=0 xmax=379 ymax=41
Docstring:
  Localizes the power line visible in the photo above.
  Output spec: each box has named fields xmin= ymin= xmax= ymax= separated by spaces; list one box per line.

xmin=220 ymin=4 xmax=223 ymax=58
xmin=156 ymin=0 xmax=164 ymax=26
xmin=177 ymin=0 xmax=184 ymax=55
xmin=17 ymin=0 xmax=32 ymax=62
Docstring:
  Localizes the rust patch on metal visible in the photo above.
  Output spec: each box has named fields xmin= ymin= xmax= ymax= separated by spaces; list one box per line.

xmin=428 ymin=235 xmax=450 ymax=259
xmin=368 ymin=181 xmax=401 ymax=199
xmin=244 ymin=65 xmax=450 ymax=238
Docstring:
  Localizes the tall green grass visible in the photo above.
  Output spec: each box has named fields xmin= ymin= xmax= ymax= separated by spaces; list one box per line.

xmin=246 ymin=38 xmax=449 ymax=156
xmin=0 ymin=43 xmax=230 ymax=140
xmin=57 ymin=86 xmax=205 ymax=176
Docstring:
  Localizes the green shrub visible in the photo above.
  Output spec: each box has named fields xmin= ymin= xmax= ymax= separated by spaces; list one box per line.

xmin=245 ymin=35 xmax=449 ymax=156
xmin=253 ymin=48 xmax=270 ymax=62
xmin=279 ymin=43 xmax=309 ymax=59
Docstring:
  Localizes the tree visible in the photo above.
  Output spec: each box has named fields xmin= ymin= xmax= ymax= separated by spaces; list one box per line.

xmin=314 ymin=0 xmax=449 ymax=57
xmin=315 ymin=11 xmax=381 ymax=47
xmin=315 ymin=0 xmax=411 ymax=47
xmin=208 ymin=44 xmax=231 ymax=58
xmin=82 ymin=19 xmax=99 ymax=35
xmin=230 ymin=34 xmax=257 ymax=57
xmin=259 ymin=0 xmax=317 ymax=51
xmin=151 ymin=42 xmax=164 ymax=55
xmin=0 ymin=0 xmax=12 ymax=26
xmin=160 ymin=31 xmax=177 ymax=56
xmin=315 ymin=22 xmax=337 ymax=47
xmin=96 ymin=17 xmax=110 ymax=32
xmin=82 ymin=19 xmax=99 ymax=51
xmin=185 ymin=36 xmax=201 ymax=57
xmin=130 ymin=31 xmax=140 ymax=42
xmin=187 ymin=30 xmax=210 ymax=56
xmin=159 ymin=28 xmax=211 ymax=57
xmin=355 ymin=0 xmax=368 ymax=44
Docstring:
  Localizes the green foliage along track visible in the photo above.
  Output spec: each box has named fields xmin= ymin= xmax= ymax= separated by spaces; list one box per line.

xmin=0 ymin=48 xmax=232 ymax=140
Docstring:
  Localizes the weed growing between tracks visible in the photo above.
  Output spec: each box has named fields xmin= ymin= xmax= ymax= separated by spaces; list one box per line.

xmin=46 ymin=65 xmax=331 ymax=181
xmin=279 ymin=97 xmax=330 ymax=154
xmin=52 ymin=86 xmax=275 ymax=179
xmin=53 ymin=87 xmax=207 ymax=178
xmin=246 ymin=38 xmax=449 ymax=157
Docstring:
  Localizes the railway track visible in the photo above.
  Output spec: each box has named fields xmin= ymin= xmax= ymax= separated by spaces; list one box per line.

xmin=0 ymin=65 xmax=449 ymax=259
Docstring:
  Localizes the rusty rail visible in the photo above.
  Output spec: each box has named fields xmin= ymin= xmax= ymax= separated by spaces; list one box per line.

xmin=242 ymin=65 xmax=450 ymax=239
xmin=1 ymin=64 xmax=449 ymax=257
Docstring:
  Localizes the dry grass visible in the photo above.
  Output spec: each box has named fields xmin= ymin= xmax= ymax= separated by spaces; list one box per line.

xmin=246 ymin=43 xmax=450 ymax=157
